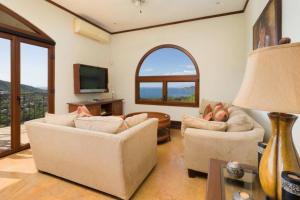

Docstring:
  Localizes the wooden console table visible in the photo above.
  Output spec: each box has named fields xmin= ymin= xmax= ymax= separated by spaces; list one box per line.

xmin=68 ymin=99 xmax=123 ymax=116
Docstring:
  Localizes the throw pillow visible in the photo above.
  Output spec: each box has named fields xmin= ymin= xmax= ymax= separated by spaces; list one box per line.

xmin=76 ymin=106 xmax=93 ymax=117
xmin=213 ymin=103 xmax=224 ymax=113
xmin=45 ymin=112 xmax=78 ymax=127
xmin=125 ymin=113 xmax=148 ymax=128
xmin=214 ymin=108 xmax=229 ymax=122
xmin=203 ymin=104 xmax=213 ymax=121
xmin=182 ymin=115 xmax=227 ymax=131
xmin=203 ymin=112 xmax=213 ymax=121
xmin=75 ymin=116 xmax=124 ymax=134
xmin=199 ymin=99 xmax=231 ymax=114
xmin=227 ymin=114 xmax=254 ymax=132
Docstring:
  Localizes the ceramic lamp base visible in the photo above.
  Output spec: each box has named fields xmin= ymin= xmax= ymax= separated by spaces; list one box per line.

xmin=259 ymin=113 xmax=300 ymax=199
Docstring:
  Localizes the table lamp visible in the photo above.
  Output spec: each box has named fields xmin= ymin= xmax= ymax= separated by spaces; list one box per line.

xmin=233 ymin=39 xmax=300 ymax=199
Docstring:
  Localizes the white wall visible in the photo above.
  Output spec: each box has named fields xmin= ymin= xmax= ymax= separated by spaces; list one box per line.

xmin=110 ymin=14 xmax=246 ymax=121
xmin=245 ymin=0 xmax=300 ymax=152
xmin=0 ymin=0 xmax=112 ymax=114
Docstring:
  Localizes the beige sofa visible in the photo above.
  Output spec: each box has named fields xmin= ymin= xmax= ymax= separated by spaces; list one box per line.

xmin=182 ymin=107 xmax=264 ymax=175
xmin=25 ymin=118 xmax=158 ymax=200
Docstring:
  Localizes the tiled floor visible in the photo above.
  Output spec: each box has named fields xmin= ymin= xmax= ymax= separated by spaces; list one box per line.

xmin=0 ymin=129 xmax=206 ymax=200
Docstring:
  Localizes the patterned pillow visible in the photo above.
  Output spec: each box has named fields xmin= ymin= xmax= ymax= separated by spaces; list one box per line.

xmin=203 ymin=104 xmax=213 ymax=121
xmin=213 ymin=103 xmax=224 ymax=114
xmin=214 ymin=108 xmax=229 ymax=122
xmin=203 ymin=112 xmax=213 ymax=121
xmin=76 ymin=106 xmax=92 ymax=117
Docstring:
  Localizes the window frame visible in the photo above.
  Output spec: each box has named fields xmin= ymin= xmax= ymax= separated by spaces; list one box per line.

xmin=135 ymin=44 xmax=199 ymax=107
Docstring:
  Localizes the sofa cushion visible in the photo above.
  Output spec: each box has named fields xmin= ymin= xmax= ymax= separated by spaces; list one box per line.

xmin=227 ymin=114 xmax=254 ymax=132
xmin=45 ymin=112 xmax=78 ymax=127
xmin=125 ymin=113 xmax=148 ymax=128
xmin=75 ymin=116 xmax=124 ymax=134
xmin=228 ymin=106 xmax=241 ymax=114
xmin=229 ymin=109 xmax=246 ymax=118
xmin=182 ymin=115 xmax=227 ymax=131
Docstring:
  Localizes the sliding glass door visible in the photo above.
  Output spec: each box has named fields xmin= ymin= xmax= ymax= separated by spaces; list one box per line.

xmin=20 ymin=42 xmax=49 ymax=146
xmin=0 ymin=37 xmax=12 ymax=154
xmin=0 ymin=36 xmax=54 ymax=157
xmin=0 ymin=4 xmax=55 ymax=157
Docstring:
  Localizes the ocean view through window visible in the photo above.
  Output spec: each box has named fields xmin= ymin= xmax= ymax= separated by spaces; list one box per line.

xmin=136 ymin=44 xmax=199 ymax=107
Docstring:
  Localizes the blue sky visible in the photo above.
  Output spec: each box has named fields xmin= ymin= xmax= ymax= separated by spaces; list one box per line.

xmin=139 ymin=48 xmax=196 ymax=76
xmin=0 ymin=38 xmax=48 ymax=88
xmin=139 ymin=47 xmax=196 ymax=88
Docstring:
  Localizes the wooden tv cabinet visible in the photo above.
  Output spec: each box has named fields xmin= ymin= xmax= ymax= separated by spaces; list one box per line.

xmin=67 ymin=99 xmax=123 ymax=116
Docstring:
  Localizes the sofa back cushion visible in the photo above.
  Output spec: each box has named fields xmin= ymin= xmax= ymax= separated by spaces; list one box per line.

xmin=45 ymin=112 xmax=78 ymax=127
xmin=182 ymin=115 xmax=227 ymax=131
xmin=227 ymin=114 xmax=254 ymax=132
xmin=125 ymin=113 xmax=148 ymax=128
xmin=75 ymin=116 xmax=125 ymax=134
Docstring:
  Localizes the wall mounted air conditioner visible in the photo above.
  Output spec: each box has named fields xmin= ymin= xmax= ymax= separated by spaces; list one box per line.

xmin=73 ymin=18 xmax=111 ymax=44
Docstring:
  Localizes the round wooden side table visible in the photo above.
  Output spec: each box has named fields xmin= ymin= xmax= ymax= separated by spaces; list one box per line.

xmin=125 ymin=112 xmax=171 ymax=143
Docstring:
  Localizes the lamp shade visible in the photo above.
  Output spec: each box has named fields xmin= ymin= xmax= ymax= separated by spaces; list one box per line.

xmin=233 ymin=43 xmax=300 ymax=114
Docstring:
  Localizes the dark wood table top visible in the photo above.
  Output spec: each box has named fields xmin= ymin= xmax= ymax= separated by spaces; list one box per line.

xmin=206 ymin=159 xmax=258 ymax=200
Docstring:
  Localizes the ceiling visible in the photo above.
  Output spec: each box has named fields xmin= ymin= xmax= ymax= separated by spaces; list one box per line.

xmin=49 ymin=0 xmax=248 ymax=33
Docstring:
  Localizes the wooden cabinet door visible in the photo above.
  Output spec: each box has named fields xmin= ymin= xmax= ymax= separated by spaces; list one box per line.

xmin=87 ymin=105 xmax=101 ymax=116
xmin=112 ymin=101 xmax=123 ymax=115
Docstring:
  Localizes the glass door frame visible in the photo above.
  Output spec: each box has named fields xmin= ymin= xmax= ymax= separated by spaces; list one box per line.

xmin=0 ymin=33 xmax=55 ymax=158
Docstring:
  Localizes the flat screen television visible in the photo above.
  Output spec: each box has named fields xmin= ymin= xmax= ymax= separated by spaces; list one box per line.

xmin=74 ymin=64 xmax=108 ymax=94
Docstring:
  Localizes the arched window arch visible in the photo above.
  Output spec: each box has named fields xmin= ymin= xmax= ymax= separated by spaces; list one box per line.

xmin=135 ymin=44 xmax=199 ymax=107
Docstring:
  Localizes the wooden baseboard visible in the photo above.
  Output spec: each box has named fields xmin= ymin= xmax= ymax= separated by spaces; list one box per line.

xmin=171 ymin=121 xmax=181 ymax=129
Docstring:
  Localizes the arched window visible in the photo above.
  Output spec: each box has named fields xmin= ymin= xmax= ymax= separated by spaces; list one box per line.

xmin=136 ymin=44 xmax=199 ymax=107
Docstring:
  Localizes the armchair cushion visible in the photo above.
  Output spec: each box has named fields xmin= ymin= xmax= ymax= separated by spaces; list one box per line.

xmin=182 ymin=115 xmax=227 ymax=131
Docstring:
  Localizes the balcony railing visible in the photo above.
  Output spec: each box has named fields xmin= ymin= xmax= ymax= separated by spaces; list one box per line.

xmin=0 ymin=92 xmax=48 ymax=127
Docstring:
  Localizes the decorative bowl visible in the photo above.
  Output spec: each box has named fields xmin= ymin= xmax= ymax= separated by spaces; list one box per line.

xmin=226 ymin=161 xmax=245 ymax=179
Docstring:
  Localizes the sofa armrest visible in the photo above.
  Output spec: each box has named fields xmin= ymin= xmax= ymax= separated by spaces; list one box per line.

xmin=184 ymin=127 xmax=264 ymax=173
xmin=118 ymin=118 xmax=158 ymax=198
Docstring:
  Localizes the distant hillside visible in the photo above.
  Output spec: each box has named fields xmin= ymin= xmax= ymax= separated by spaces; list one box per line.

xmin=0 ymin=80 xmax=46 ymax=93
